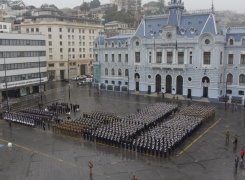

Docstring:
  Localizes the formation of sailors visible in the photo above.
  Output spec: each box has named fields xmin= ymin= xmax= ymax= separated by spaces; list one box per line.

xmin=52 ymin=121 xmax=86 ymax=138
xmin=3 ymin=108 xmax=60 ymax=128
xmin=178 ymin=105 xmax=215 ymax=120
xmin=46 ymin=102 xmax=80 ymax=114
xmin=134 ymin=115 xmax=203 ymax=158
xmin=87 ymin=103 xmax=178 ymax=149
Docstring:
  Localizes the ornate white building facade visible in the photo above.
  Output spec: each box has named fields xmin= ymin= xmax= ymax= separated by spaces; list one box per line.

xmin=93 ymin=0 xmax=245 ymax=103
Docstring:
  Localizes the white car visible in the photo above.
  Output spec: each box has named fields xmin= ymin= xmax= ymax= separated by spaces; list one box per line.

xmin=71 ymin=76 xmax=79 ymax=81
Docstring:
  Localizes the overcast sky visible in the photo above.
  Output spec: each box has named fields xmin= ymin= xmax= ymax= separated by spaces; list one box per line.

xmin=23 ymin=0 xmax=244 ymax=13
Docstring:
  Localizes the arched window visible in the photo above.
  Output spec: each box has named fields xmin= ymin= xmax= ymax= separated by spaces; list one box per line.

xmin=105 ymin=68 xmax=108 ymax=76
xmin=118 ymin=69 xmax=122 ymax=76
xmin=111 ymin=81 xmax=115 ymax=84
xmin=242 ymin=39 xmax=245 ymax=45
xmin=125 ymin=69 xmax=129 ymax=76
xmin=111 ymin=68 xmax=115 ymax=75
xmin=239 ymin=91 xmax=244 ymax=95
xmin=118 ymin=81 xmax=121 ymax=85
xmin=239 ymin=74 xmax=245 ymax=83
xmin=227 ymin=73 xmax=233 ymax=83
xmin=118 ymin=42 xmax=121 ymax=47
xmin=112 ymin=42 xmax=114 ymax=47
xmin=230 ymin=39 xmax=233 ymax=45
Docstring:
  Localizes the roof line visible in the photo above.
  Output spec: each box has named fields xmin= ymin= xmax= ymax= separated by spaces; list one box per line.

xmin=200 ymin=14 xmax=211 ymax=34
xmin=212 ymin=14 xmax=217 ymax=34
xmin=134 ymin=20 xmax=144 ymax=37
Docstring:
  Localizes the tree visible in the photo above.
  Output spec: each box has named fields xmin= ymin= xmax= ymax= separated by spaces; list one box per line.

xmin=11 ymin=5 xmax=22 ymax=10
xmin=158 ymin=0 xmax=165 ymax=13
xmin=80 ymin=2 xmax=90 ymax=12
xmin=28 ymin=5 xmax=36 ymax=9
xmin=90 ymin=0 xmax=100 ymax=9
xmin=23 ymin=11 xmax=32 ymax=16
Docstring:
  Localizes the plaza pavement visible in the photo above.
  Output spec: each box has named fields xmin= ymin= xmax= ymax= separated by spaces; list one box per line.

xmin=0 ymin=82 xmax=245 ymax=180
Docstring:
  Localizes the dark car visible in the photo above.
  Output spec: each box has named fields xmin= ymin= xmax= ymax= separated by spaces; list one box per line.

xmin=61 ymin=79 xmax=69 ymax=82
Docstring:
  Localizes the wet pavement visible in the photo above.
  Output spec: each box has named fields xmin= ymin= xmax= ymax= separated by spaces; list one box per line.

xmin=0 ymin=82 xmax=245 ymax=180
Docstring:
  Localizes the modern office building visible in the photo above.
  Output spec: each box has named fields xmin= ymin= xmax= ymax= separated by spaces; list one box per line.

xmin=20 ymin=6 xmax=104 ymax=81
xmin=93 ymin=0 xmax=245 ymax=103
xmin=0 ymin=32 xmax=47 ymax=101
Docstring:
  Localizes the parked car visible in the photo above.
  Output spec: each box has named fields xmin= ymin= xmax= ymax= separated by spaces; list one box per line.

xmin=71 ymin=76 xmax=79 ymax=81
xmin=77 ymin=81 xmax=87 ymax=86
xmin=77 ymin=75 xmax=86 ymax=80
xmin=61 ymin=79 xmax=69 ymax=82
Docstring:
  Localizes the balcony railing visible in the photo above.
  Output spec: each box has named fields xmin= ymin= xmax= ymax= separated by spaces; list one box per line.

xmin=239 ymin=83 xmax=245 ymax=86
xmin=150 ymin=63 xmax=187 ymax=69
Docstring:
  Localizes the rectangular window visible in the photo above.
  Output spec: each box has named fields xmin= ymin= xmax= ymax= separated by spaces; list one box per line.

xmin=241 ymin=54 xmax=245 ymax=64
xmin=60 ymin=41 xmax=62 ymax=46
xmin=125 ymin=54 xmax=128 ymax=62
xmin=220 ymin=52 xmax=223 ymax=65
xmin=60 ymin=48 xmax=63 ymax=53
xmin=60 ymin=35 xmax=62 ymax=39
xmin=156 ymin=52 xmax=162 ymax=63
xmin=112 ymin=54 xmax=114 ymax=62
xmin=72 ymin=42 xmax=74 ymax=46
xmin=118 ymin=54 xmax=121 ymax=62
xmin=48 ymin=28 xmax=51 ymax=32
xmin=189 ymin=51 xmax=192 ymax=64
xmin=36 ymin=28 xmax=39 ymax=32
xmin=83 ymin=42 xmax=85 ymax=46
xmin=49 ymin=41 xmax=52 ymax=46
xmin=72 ymin=35 xmax=74 ymax=39
xmin=228 ymin=54 xmax=233 ymax=64
xmin=178 ymin=52 xmax=184 ymax=64
xmin=83 ymin=48 xmax=85 ymax=52
xmin=59 ymin=28 xmax=62 ymax=32
xmin=79 ymin=48 xmax=82 ymax=52
xmin=48 ymin=64 xmax=54 ymax=67
xmin=167 ymin=52 xmax=173 ymax=64
xmin=48 ymin=34 xmax=52 ymax=39
xmin=203 ymin=52 xmax=211 ymax=65
xmin=83 ymin=54 xmax=85 ymax=58
xmin=105 ymin=54 xmax=108 ymax=62
xmin=60 ymin=63 xmax=64 ymax=67
xmin=135 ymin=52 xmax=140 ymax=63
xmin=68 ymin=42 xmax=71 ymax=46
xmin=49 ymin=55 xmax=53 ymax=60
xmin=79 ymin=29 xmax=81 ymax=33
xmin=68 ymin=28 xmax=70 ymax=33
xmin=95 ymin=54 xmax=98 ymax=61
xmin=68 ymin=35 xmax=70 ymax=39
xmin=60 ymin=55 xmax=63 ymax=59
xmin=49 ymin=48 xmax=52 ymax=53
xmin=72 ymin=48 xmax=75 ymax=52
xmin=72 ymin=29 xmax=74 ymax=33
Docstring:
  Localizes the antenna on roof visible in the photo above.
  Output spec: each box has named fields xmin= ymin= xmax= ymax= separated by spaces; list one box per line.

xmin=211 ymin=0 xmax=214 ymax=13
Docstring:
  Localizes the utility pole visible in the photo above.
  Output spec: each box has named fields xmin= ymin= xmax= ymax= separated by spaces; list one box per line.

xmin=4 ymin=52 xmax=9 ymax=111
xmin=38 ymin=56 xmax=43 ymax=110
xmin=68 ymin=53 xmax=70 ymax=101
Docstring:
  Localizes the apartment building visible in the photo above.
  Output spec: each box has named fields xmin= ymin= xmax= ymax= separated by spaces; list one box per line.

xmin=20 ymin=7 xmax=104 ymax=81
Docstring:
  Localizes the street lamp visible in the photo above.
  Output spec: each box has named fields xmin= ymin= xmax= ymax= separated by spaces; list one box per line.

xmin=38 ymin=56 xmax=43 ymax=110
xmin=3 ymin=52 xmax=9 ymax=111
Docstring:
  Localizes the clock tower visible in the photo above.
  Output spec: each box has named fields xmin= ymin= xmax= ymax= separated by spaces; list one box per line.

xmin=167 ymin=0 xmax=184 ymax=28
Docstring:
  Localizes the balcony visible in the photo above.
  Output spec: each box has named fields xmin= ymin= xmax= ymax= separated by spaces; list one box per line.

xmin=239 ymin=83 xmax=245 ymax=86
xmin=149 ymin=63 xmax=188 ymax=69
xmin=239 ymin=64 xmax=245 ymax=69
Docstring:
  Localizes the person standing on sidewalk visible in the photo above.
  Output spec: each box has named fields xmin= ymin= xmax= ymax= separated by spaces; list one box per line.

xmin=235 ymin=157 xmax=239 ymax=169
xmin=8 ymin=119 xmax=11 ymax=128
xmin=241 ymin=149 xmax=245 ymax=161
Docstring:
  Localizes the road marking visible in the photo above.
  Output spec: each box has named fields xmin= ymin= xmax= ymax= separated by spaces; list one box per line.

xmin=176 ymin=118 xmax=222 ymax=157
xmin=0 ymin=138 xmax=77 ymax=167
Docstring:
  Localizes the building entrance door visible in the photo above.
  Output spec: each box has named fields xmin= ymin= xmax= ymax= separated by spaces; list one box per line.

xmin=176 ymin=76 xmax=183 ymax=95
xmin=187 ymin=89 xmax=192 ymax=98
xmin=155 ymin=74 xmax=161 ymax=93
xmin=166 ymin=75 xmax=172 ymax=93
xmin=80 ymin=65 xmax=86 ymax=75
xmin=60 ymin=70 xmax=65 ymax=80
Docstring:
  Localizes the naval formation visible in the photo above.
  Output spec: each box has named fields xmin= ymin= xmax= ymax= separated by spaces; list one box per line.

xmin=3 ymin=102 xmax=215 ymax=158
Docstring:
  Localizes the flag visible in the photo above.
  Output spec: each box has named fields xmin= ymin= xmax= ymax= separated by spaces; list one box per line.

xmin=175 ymin=40 xmax=178 ymax=50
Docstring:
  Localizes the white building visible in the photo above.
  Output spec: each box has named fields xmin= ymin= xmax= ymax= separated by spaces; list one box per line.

xmin=0 ymin=32 xmax=47 ymax=100
xmin=20 ymin=7 xmax=104 ymax=81
xmin=0 ymin=22 xmax=11 ymax=32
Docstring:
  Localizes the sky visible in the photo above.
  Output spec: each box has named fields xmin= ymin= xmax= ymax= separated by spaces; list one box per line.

xmin=22 ymin=0 xmax=244 ymax=13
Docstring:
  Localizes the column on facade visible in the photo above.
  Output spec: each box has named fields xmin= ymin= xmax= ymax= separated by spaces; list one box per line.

xmin=184 ymin=48 xmax=188 ymax=64
xmin=162 ymin=49 xmax=166 ymax=64
xmin=152 ymin=49 xmax=155 ymax=63
xmin=173 ymin=49 xmax=176 ymax=64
